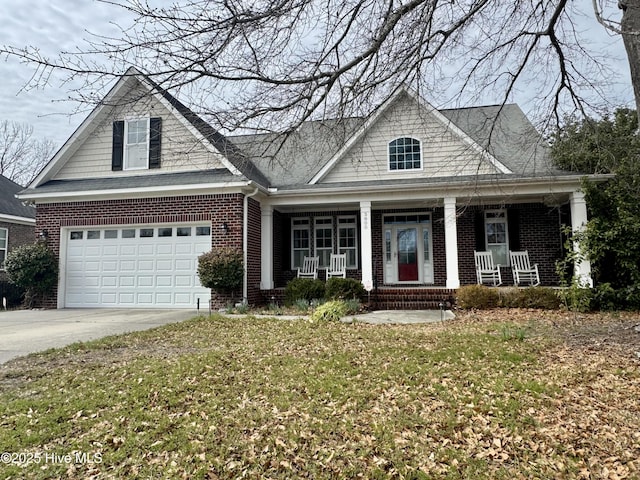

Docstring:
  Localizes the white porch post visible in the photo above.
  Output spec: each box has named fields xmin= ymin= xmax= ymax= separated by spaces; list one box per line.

xmin=444 ymin=197 xmax=460 ymax=289
xmin=569 ymin=191 xmax=593 ymax=287
xmin=360 ymin=201 xmax=374 ymax=290
xmin=260 ymin=204 xmax=274 ymax=290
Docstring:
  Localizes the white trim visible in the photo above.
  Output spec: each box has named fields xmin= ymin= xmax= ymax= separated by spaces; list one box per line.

xmin=444 ymin=197 xmax=460 ymax=289
xmin=309 ymin=87 xmax=511 ymax=184
xmin=0 ymin=213 xmax=35 ymax=225
xmin=360 ymin=201 xmax=373 ymax=291
xmin=17 ymin=181 xmax=252 ymax=203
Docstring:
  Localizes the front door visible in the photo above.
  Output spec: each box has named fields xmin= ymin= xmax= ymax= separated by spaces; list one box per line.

xmin=383 ymin=214 xmax=434 ymax=284
xmin=397 ymin=228 xmax=418 ymax=281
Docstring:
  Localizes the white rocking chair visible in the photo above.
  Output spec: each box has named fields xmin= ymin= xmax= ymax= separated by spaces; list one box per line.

xmin=297 ymin=256 xmax=319 ymax=279
xmin=327 ymin=253 xmax=347 ymax=279
xmin=509 ymin=250 xmax=540 ymax=286
xmin=474 ymin=251 xmax=502 ymax=286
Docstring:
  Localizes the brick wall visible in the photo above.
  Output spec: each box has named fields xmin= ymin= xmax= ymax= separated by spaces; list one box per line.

xmin=457 ymin=203 xmax=564 ymax=286
xmin=0 ymin=221 xmax=36 ymax=282
xmin=35 ymin=193 xmax=245 ymax=308
xmin=246 ymin=197 xmax=262 ymax=305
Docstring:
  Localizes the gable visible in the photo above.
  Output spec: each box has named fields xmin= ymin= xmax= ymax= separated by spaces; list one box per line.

xmin=53 ymin=81 xmax=232 ymax=181
xmin=318 ymin=91 xmax=506 ymax=184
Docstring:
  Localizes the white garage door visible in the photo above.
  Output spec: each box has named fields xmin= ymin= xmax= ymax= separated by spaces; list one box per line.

xmin=64 ymin=225 xmax=212 ymax=308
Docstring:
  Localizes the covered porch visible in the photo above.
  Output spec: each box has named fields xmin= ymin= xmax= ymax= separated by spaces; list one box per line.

xmin=256 ymin=186 xmax=592 ymax=309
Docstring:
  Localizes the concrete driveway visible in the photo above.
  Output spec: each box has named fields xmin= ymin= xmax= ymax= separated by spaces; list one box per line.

xmin=0 ymin=309 xmax=202 ymax=364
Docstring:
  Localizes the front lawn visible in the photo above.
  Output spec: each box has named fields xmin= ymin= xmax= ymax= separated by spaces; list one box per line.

xmin=0 ymin=311 xmax=639 ymax=479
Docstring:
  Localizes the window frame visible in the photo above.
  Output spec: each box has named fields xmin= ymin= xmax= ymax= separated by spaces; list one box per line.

xmin=484 ymin=209 xmax=509 ymax=266
xmin=314 ymin=217 xmax=334 ymax=268
xmin=0 ymin=228 xmax=7 ymax=270
xmin=337 ymin=216 xmax=358 ymax=268
xmin=123 ymin=117 xmax=150 ymax=171
xmin=388 ymin=137 xmax=423 ymax=172
xmin=291 ymin=218 xmax=311 ymax=269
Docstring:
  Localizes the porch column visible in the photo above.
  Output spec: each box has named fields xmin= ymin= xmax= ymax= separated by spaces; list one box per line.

xmin=260 ymin=204 xmax=274 ymax=290
xmin=360 ymin=201 xmax=374 ymax=291
xmin=444 ymin=197 xmax=460 ymax=289
xmin=569 ymin=191 xmax=593 ymax=287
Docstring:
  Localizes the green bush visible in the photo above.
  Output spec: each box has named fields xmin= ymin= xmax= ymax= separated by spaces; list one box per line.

xmin=325 ymin=277 xmax=366 ymax=301
xmin=311 ymin=300 xmax=349 ymax=322
xmin=284 ymin=278 xmax=325 ymax=306
xmin=197 ymin=247 xmax=244 ymax=294
xmin=558 ymin=285 xmax=593 ymax=313
xmin=456 ymin=285 xmax=499 ymax=309
xmin=4 ymin=242 xmax=58 ymax=307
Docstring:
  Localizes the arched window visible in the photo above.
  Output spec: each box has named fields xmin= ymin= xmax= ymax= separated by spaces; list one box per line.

xmin=388 ymin=137 xmax=422 ymax=171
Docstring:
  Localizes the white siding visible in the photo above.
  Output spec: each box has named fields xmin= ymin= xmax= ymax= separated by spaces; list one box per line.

xmin=321 ymin=93 xmax=499 ymax=184
xmin=55 ymin=83 xmax=230 ymax=180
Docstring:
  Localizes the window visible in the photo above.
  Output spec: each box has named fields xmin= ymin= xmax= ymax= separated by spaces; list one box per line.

xmin=338 ymin=217 xmax=358 ymax=268
xmin=125 ymin=118 xmax=149 ymax=170
xmin=104 ymin=230 xmax=118 ymax=239
xmin=315 ymin=218 xmax=333 ymax=267
xmin=196 ymin=226 xmax=211 ymax=236
xmin=292 ymin=218 xmax=310 ymax=269
xmin=177 ymin=227 xmax=192 ymax=236
xmin=389 ymin=137 xmax=422 ymax=171
xmin=122 ymin=229 xmax=136 ymax=238
xmin=70 ymin=231 xmax=83 ymax=240
xmin=112 ymin=117 xmax=162 ymax=171
xmin=485 ymin=210 xmax=508 ymax=265
xmin=87 ymin=230 xmax=101 ymax=240
xmin=140 ymin=228 xmax=154 ymax=238
xmin=158 ymin=227 xmax=173 ymax=237
xmin=0 ymin=228 xmax=7 ymax=269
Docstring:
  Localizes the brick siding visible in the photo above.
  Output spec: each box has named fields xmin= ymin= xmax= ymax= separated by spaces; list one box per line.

xmin=35 ymin=193 xmax=248 ymax=308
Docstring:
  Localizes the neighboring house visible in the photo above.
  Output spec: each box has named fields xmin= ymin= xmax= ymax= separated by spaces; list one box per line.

xmin=0 ymin=174 xmax=36 ymax=282
xmin=17 ymin=67 xmax=602 ymax=309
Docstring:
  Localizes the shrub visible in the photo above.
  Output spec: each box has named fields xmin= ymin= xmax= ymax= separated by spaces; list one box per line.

xmin=325 ymin=277 xmax=366 ymax=301
xmin=197 ymin=247 xmax=244 ymax=294
xmin=499 ymin=287 xmax=561 ymax=310
xmin=4 ymin=242 xmax=58 ymax=307
xmin=456 ymin=285 xmax=499 ymax=309
xmin=311 ymin=300 xmax=349 ymax=322
xmin=284 ymin=278 xmax=325 ymax=306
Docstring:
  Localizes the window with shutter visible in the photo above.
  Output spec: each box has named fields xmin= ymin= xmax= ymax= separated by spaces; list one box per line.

xmin=112 ymin=117 xmax=162 ymax=171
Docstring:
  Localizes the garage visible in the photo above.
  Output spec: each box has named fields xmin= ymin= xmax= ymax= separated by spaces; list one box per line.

xmin=63 ymin=225 xmax=212 ymax=308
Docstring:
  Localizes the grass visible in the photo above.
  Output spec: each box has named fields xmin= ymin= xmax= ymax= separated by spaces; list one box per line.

xmin=0 ymin=311 xmax=639 ymax=478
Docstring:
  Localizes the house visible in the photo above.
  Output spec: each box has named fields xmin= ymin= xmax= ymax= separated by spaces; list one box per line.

xmin=17 ymin=67 xmax=601 ymax=310
xmin=1 ymin=174 xmax=36 ymax=306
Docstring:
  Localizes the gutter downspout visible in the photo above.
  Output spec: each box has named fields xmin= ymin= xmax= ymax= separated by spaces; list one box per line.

xmin=243 ymin=186 xmax=260 ymax=304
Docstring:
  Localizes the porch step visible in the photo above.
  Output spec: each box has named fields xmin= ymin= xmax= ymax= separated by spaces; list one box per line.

xmin=368 ymin=287 xmax=456 ymax=311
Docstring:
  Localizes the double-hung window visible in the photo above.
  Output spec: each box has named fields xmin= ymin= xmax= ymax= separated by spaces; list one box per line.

xmin=314 ymin=218 xmax=333 ymax=268
xmin=125 ymin=118 xmax=149 ymax=170
xmin=485 ymin=210 xmax=508 ymax=266
xmin=337 ymin=216 xmax=358 ymax=268
xmin=0 ymin=228 xmax=7 ymax=269
xmin=292 ymin=219 xmax=310 ymax=269
xmin=112 ymin=117 xmax=162 ymax=171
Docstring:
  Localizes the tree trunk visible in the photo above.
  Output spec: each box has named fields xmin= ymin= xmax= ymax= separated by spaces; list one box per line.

xmin=620 ymin=0 xmax=640 ymax=112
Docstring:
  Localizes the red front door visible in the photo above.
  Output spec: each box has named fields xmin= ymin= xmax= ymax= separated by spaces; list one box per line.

xmin=397 ymin=228 xmax=418 ymax=281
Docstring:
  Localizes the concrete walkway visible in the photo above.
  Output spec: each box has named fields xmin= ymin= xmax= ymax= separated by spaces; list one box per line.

xmin=349 ymin=309 xmax=455 ymax=324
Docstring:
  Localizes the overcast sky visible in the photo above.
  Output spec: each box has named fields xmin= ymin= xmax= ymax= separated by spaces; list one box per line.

xmin=0 ymin=0 xmax=636 ymax=149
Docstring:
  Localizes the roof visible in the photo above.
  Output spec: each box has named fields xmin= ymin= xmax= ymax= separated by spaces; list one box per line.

xmin=0 ymin=174 xmax=36 ymax=221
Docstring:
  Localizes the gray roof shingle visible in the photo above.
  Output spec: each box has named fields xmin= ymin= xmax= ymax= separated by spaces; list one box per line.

xmin=0 ymin=175 xmax=35 ymax=219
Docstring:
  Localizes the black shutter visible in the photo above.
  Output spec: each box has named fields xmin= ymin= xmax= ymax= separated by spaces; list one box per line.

xmin=112 ymin=120 xmax=124 ymax=171
xmin=507 ymin=209 xmax=520 ymax=251
xmin=149 ymin=117 xmax=162 ymax=169
xmin=474 ymin=210 xmax=486 ymax=251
